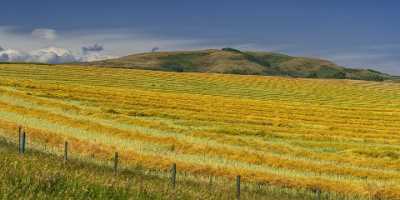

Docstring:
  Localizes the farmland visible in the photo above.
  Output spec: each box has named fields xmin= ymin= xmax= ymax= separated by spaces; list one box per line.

xmin=0 ymin=63 xmax=400 ymax=199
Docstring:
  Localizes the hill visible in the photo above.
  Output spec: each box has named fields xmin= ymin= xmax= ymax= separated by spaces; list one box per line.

xmin=84 ymin=48 xmax=392 ymax=81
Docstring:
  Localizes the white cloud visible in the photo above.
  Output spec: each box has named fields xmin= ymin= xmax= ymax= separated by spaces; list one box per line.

xmin=0 ymin=49 xmax=29 ymax=62
xmin=0 ymin=47 xmax=76 ymax=63
xmin=0 ymin=46 xmax=116 ymax=63
xmin=29 ymin=47 xmax=78 ymax=63
xmin=32 ymin=28 xmax=57 ymax=40
xmin=0 ymin=27 xmax=124 ymax=63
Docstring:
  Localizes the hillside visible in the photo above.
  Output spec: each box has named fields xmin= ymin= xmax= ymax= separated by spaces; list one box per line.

xmin=84 ymin=48 xmax=392 ymax=81
xmin=0 ymin=63 xmax=400 ymax=199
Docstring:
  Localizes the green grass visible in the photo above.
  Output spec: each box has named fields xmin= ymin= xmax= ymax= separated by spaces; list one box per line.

xmin=0 ymin=139 xmax=162 ymax=199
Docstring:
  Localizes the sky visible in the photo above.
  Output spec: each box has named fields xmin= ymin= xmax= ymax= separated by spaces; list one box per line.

xmin=0 ymin=0 xmax=399 ymax=74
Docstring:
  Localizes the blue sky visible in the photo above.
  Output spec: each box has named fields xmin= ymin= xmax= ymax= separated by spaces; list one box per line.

xmin=1 ymin=0 xmax=399 ymax=74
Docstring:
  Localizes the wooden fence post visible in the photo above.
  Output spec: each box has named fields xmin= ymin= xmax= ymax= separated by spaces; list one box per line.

xmin=316 ymin=189 xmax=321 ymax=200
xmin=208 ymin=176 xmax=213 ymax=192
xmin=64 ymin=141 xmax=68 ymax=164
xmin=139 ymin=176 xmax=144 ymax=193
xmin=19 ymin=131 xmax=26 ymax=154
xmin=18 ymin=127 xmax=22 ymax=153
xmin=236 ymin=175 xmax=241 ymax=200
xmin=171 ymin=163 xmax=176 ymax=189
xmin=114 ymin=152 xmax=119 ymax=175
xmin=22 ymin=131 xmax=26 ymax=154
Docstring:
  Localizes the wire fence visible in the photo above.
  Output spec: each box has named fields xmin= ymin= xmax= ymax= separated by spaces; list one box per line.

xmin=8 ymin=126 xmax=372 ymax=200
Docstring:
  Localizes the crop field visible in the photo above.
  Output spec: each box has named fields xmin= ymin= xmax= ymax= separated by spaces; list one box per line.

xmin=0 ymin=63 xmax=400 ymax=199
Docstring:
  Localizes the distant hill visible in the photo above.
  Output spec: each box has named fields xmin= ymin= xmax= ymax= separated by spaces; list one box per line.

xmin=393 ymin=76 xmax=400 ymax=83
xmin=83 ymin=48 xmax=392 ymax=81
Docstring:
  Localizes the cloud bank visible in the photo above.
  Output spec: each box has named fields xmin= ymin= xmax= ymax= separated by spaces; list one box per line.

xmin=0 ymin=46 xmax=77 ymax=63
xmin=0 ymin=27 xmax=119 ymax=63
xmin=0 ymin=46 xmax=116 ymax=63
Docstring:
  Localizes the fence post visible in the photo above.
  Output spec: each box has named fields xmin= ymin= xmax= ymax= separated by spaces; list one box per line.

xmin=171 ymin=163 xmax=176 ymax=189
xmin=18 ymin=127 xmax=22 ymax=153
xmin=316 ymin=189 xmax=321 ymax=200
xmin=114 ymin=152 xmax=119 ymax=175
xmin=139 ymin=176 xmax=144 ymax=193
xmin=208 ymin=176 xmax=213 ymax=192
xmin=23 ymin=131 xmax=26 ymax=154
xmin=64 ymin=141 xmax=68 ymax=164
xmin=19 ymin=131 xmax=26 ymax=154
xmin=236 ymin=175 xmax=241 ymax=200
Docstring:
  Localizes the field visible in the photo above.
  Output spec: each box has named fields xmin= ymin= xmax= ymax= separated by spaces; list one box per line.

xmin=0 ymin=63 xmax=400 ymax=199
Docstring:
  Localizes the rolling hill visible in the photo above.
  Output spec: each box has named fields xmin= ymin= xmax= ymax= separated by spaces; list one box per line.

xmin=84 ymin=48 xmax=392 ymax=81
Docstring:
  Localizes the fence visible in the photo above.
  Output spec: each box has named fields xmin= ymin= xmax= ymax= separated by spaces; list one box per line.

xmin=14 ymin=126 xmax=349 ymax=200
